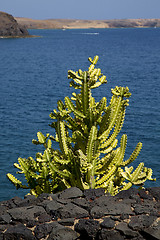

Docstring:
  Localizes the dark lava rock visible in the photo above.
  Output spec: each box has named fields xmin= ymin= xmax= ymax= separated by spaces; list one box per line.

xmin=3 ymin=224 xmax=35 ymax=240
xmin=0 ymin=213 xmax=12 ymax=224
xmin=57 ymin=202 xmax=89 ymax=219
xmin=141 ymin=220 xmax=160 ymax=240
xmin=71 ymin=197 xmax=90 ymax=211
xmin=116 ymin=222 xmax=139 ymax=238
xmin=0 ymin=11 xmax=29 ymax=37
xmin=98 ymin=229 xmax=124 ymax=240
xmin=147 ymin=187 xmax=160 ymax=201
xmin=84 ymin=188 xmax=105 ymax=201
xmin=75 ymin=219 xmax=100 ymax=239
xmin=91 ymin=199 xmax=133 ymax=218
xmin=115 ymin=188 xmax=139 ymax=199
xmin=138 ymin=189 xmax=153 ymax=200
xmin=44 ymin=200 xmax=63 ymax=214
xmin=37 ymin=212 xmax=52 ymax=223
xmin=17 ymin=195 xmax=38 ymax=207
xmin=120 ymin=213 xmax=130 ymax=220
xmin=100 ymin=217 xmax=115 ymax=229
xmin=34 ymin=222 xmax=63 ymax=239
xmin=7 ymin=205 xmax=46 ymax=222
xmin=0 ymin=205 xmax=7 ymax=215
xmin=58 ymin=218 xmax=75 ymax=226
xmin=58 ymin=187 xmax=83 ymax=199
xmin=128 ymin=215 xmax=157 ymax=231
xmin=48 ymin=227 xmax=79 ymax=240
xmin=133 ymin=201 xmax=156 ymax=215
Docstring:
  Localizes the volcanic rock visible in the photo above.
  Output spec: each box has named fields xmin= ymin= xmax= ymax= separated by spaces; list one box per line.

xmin=0 ymin=186 xmax=160 ymax=239
xmin=0 ymin=11 xmax=29 ymax=37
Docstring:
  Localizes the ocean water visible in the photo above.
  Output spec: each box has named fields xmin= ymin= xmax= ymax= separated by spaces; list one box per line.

xmin=0 ymin=28 xmax=160 ymax=201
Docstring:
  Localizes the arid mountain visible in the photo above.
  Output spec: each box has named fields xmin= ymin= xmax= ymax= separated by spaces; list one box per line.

xmin=0 ymin=11 xmax=29 ymax=37
xmin=15 ymin=17 xmax=160 ymax=29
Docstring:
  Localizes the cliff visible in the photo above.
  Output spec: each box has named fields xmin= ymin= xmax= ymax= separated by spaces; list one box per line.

xmin=15 ymin=17 xmax=160 ymax=29
xmin=0 ymin=11 xmax=29 ymax=37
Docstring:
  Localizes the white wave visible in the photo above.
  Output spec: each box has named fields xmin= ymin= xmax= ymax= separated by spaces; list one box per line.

xmin=81 ymin=33 xmax=99 ymax=35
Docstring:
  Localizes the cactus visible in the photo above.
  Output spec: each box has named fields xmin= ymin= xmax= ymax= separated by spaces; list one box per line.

xmin=7 ymin=56 xmax=155 ymax=196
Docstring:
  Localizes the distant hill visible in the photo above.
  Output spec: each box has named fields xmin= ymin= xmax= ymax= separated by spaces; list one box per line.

xmin=15 ymin=17 xmax=160 ymax=29
xmin=0 ymin=11 xmax=29 ymax=37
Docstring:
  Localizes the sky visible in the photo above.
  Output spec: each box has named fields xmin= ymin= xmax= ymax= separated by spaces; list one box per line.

xmin=1 ymin=0 xmax=160 ymax=20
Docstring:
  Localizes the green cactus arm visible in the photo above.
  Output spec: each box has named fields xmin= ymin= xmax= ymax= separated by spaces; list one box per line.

xmin=57 ymin=100 xmax=66 ymax=111
xmin=121 ymin=166 xmax=134 ymax=181
xmin=96 ymin=97 xmax=107 ymax=114
xmin=65 ymin=96 xmax=85 ymax=118
xmin=7 ymin=173 xmax=28 ymax=189
xmin=96 ymin=174 xmax=114 ymax=189
xmin=72 ymin=78 xmax=83 ymax=85
xmin=69 ymin=80 xmax=81 ymax=89
xmin=120 ymin=182 xmax=132 ymax=191
xmin=90 ymin=68 xmax=99 ymax=78
xmin=43 ymin=149 xmax=51 ymax=162
xmin=132 ymin=167 xmax=156 ymax=185
xmin=86 ymin=108 xmax=97 ymax=129
xmin=42 ymin=181 xmax=52 ymax=193
xmin=77 ymin=149 xmax=87 ymax=161
xmin=62 ymin=178 xmax=72 ymax=188
xmin=111 ymin=86 xmax=131 ymax=98
xmin=40 ymin=163 xmax=49 ymax=179
xmin=32 ymin=132 xmax=50 ymax=147
xmin=122 ymin=142 xmax=142 ymax=166
xmin=117 ymin=134 xmax=127 ymax=165
xmin=88 ymin=55 xmax=99 ymax=65
xmin=66 ymin=115 xmax=79 ymax=130
xmin=56 ymin=120 xmax=69 ymax=156
xmin=96 ymin=165 xmax=117 ymax=185
xmin=18 ymin=158 xmax=29 ymax=174
xmin=86 ymin=126 xmax=97 ymax=163
xmin=90 ymin=82 xmax=102 ymax=89
xmin=98 ymin=107 xmax=111 ymax=135
xmin=145 ymin=167 xmax=156 ymax=181
xmin=103 ymin=135 xmax=127 ymax=169
xmin=81 ymin=72 xmax=89 ymax=115
xmin=37 ymin=131 xmax=46 ymax=143
xmin=121 ymin=171 xmax=130 ymax=181
xmin=99 ymin=110 xmax=125 ymax=150
xmin=49 ymin=162 xmax=71 ymax=178
xmin=76 ymin=97 xmax=82 ymax=112
xmin=72 ymin=130 xmax=85 ymax=142
xmin=130 ymin=162 xmax=144 ymax=183
xmin=98 ymin=97 xmax=122 ymax=140
xmin=99 ymin=75 xmax=107 ymax=84
xmin=47 ymin=139 xmax=52 ymax=149
xmin=13 ymin=163 xmax=22 ymax=170
xmin=68 ymin=70 xmax=83 ymax=80
xmin=54 ymin=155 xmax=70 ymax=164
xmin=88 ymin=63 xmax=95 ymax=73
xmin=107 ymin=179 xmax=114 ymax=194
xmin=95 ymin=151 xmax=116 ymax=174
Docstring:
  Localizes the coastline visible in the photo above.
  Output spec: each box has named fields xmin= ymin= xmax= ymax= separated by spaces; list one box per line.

xmin=15 ymin=18 xmax=160 ymax=30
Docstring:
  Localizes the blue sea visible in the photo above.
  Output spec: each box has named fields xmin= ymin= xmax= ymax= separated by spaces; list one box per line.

xmin=0 ymin=28 xmax=160 ymax=201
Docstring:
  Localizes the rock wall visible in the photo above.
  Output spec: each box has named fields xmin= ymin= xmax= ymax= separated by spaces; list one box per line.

xmin=0 ymin=187 xmax=160 ymax=239
xmin=0 ymin=11 xmax=29 ymax=37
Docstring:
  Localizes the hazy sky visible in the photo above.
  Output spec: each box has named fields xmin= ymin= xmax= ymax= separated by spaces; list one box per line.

xmin=1 ymin=0 xmax=160 ymax=20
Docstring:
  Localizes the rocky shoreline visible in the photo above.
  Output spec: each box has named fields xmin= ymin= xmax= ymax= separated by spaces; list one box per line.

xmin=0 ymin=187 xmax=160 ymax=239
xmin=0 ymin=11 xmax=29 ymax=38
